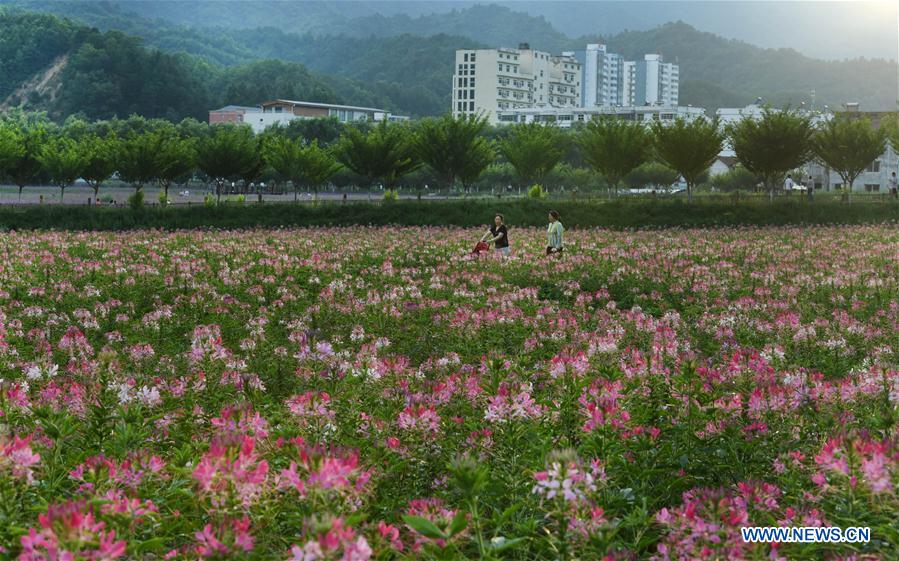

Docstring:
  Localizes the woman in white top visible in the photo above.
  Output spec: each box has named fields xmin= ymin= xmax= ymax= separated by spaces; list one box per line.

xmin=546 ymin=210 xmax=564 ymax=255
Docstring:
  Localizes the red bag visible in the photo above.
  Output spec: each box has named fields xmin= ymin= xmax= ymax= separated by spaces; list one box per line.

xmin=472 ymin=241 xmax=490 ymax=255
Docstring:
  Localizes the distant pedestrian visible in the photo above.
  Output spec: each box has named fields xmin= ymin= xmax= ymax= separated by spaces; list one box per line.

xmin=546 ymin=210 xmax=564 ymax=255
xmin=784 ymin=174 xmax=794 ymax=196
xmin=480 ymin=214 xmax=510 ymax=256
xmin=889 ymin=172 xmax=898 ymax=199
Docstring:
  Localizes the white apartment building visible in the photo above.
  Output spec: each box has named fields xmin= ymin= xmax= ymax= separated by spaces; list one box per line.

xmin=621 ymin=61 xmax=636 ymax=107
xmin=634 ymin=54 xmax=679 ymax=106
xmin=569 ymin=47 xmax=678 ymax=108
xmin=452 ymin=44 xmax=581 ymax=124
xmin=495 ymin=105 xmax=706 ymax=128
xmin=572 ymin=44 xmax=626 ymax=107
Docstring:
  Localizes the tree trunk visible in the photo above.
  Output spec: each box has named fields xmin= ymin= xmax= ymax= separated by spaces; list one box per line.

xmin=687 ymin=182 xmax=693 ymax=203
xmin=17 ymin=185 xmax=23 ymax=202
xmin=60 ymin=185 xmax=65 ymax=202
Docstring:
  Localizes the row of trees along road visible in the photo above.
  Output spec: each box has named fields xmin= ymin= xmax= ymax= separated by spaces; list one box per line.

xmin=0 ymin=108 xmax=896 ymax=203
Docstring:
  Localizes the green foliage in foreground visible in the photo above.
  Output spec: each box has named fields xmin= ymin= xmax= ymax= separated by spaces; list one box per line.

xmin=0 ymin=199 xmax=894 ymax=232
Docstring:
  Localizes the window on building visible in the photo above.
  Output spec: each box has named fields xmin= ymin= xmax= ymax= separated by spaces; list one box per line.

xmin=471 ymin=54 xmax=476 ymax=62
xmin=865 ymin=184 xmax=880 ymax=192
xmin=458 ymin=78 xmax=463 ymax=88
xmin=464 ymin=53 xmax=469 ymax=62
xmin=866 ymin=161 xmax=880 ymax=172
xmin=458 ymin=102 xmax=463 ymax=112
xmin=469 ymin=101 xmax=474 ymax=111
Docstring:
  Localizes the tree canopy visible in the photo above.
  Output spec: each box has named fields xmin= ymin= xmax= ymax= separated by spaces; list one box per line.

xmin=500 ymin=122 xmax=567 ymax=189
xmin=577 ymin=118 xmax=652 ymax=195
xmin=727 ymin=108 xmax=815 ymax=199
xmin=652 ymin=117 xmax=724 ymax=201
xmin=812 ymin=116 xmax=885 ymax=201
xmin=335 ymin=120 xmax=419 ymax=189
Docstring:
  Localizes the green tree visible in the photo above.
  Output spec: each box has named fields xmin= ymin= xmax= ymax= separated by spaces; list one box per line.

xmin=710 ymin=166 xmax=761 ymax=193
xmin=118 ymin=131 xmax=163 ymax=192
xmin=812 ymin=116 xmax=886 ymax=202
xmin=5 ymin=124 xmax=49 ymax=201
xmin=623 ymin=162 xmax=680 ymax=191
xmin=155 ymin=134 xmax=197 ymax=201
xmin=196 ymin=125 xmax=259 ymax=203
xmin=577 ymin=118 xmax=652 ymax=196
xmin=335 ymin=120 xmax=418 ymax=190
xmin=415 ymin=114 xmax=494 ymax=193
xmin=458 ymin=139 xmax=495 ymax=194
xmin=264 ymin=135 xmax=305 ymax=201
xmin=38 ymin=135 xmax=87 ymax=202
xmin=238 ymin=136 xmax=267 ymax=196
xmin=297 ymin=140 xmax=341 ymax=200
xmin=0 ymin=123 xmax=24 ymax=182
xmin=726 ymin=108 xmax=815 ymax=201
xmin=499 ymin=122 xmax=566 ymax=190
xmin=279 ymin=117 xmax=345 ymax=146
xmin=652 ymin=117 xmax=725 ymax=201
xmin=80 ymin=134 xmax=119 ymax=200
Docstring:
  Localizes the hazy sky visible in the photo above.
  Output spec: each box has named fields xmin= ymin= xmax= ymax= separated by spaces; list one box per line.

xmin=508 ymin=1 xmax=899 ymax=60
xmin=371 ymin=0 xmax=898 ymax=60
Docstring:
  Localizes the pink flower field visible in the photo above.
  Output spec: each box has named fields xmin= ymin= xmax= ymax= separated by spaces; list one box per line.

xmin=0 ymin=225 xmax=897 ymax=561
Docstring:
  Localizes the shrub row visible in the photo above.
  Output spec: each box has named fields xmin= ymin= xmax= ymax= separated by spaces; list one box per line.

xmin=0 ymin=199 xmax=896 ymax=231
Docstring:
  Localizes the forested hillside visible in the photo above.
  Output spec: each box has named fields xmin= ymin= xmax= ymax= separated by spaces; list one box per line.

xmin=0 ymin=9 xmax=408 ymax=121
xmin=600 ymin=22 xmax=897 ymax=110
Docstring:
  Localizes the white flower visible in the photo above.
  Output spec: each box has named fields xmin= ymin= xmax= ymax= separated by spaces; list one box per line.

xmin=136 ymin=386 xmax=162 ymax=407
xmin=24 ymin=366 xmax=42 ymax=381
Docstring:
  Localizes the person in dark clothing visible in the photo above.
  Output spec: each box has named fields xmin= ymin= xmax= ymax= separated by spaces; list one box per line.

xmin=480 ymin=214 xmax=511 ymax=256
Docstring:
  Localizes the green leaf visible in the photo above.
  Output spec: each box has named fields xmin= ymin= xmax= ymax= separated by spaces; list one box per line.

xmin=448 ymin=510 xmax=468 ymax=537
xmin=402 ymin=515 xmax=447 ymax=540
xmin=132 ymin=537 xmax=168 ymax=553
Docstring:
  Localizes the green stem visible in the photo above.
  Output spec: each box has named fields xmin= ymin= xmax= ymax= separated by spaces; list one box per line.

xmin=470 ymin=497 xmax=487 ymax=560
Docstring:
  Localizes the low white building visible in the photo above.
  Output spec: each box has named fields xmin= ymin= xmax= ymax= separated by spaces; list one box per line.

xmin=495 ymin=105 xmax=706 ymax=128
xmin=209 ymin=100 xmax=408 ymax=134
